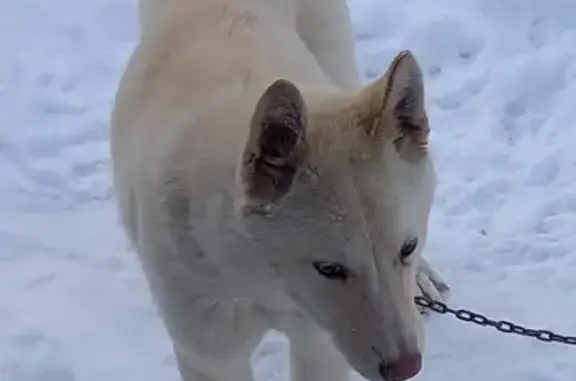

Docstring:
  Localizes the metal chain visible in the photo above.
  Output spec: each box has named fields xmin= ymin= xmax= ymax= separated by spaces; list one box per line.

xmin=414 ymin=296 xmax=576 ymax=346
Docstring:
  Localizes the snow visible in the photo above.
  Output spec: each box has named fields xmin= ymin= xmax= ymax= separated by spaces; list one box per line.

xmin=1 ymin=0 xmax=576 ymax=380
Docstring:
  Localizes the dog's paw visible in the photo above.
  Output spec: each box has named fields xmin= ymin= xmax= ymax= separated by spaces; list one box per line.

xmin=416 ymin=258 xmax=451 ymax=316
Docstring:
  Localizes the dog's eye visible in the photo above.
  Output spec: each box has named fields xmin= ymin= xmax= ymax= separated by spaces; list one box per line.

xmin=399 ymin=237 xmax=418 ymax=264
xmin=313 ymin=261 xmax=350 ymax=282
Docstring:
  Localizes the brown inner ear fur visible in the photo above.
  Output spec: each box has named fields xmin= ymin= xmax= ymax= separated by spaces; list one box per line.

xmin=241 ymin=79 xmax=309 ymax=205
xmin=355 ymin=50 xmax=430 ymax=162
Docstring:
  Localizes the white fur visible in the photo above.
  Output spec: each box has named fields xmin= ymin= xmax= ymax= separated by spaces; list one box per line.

xmin=110 ymin=1 xmax=450 ymax=381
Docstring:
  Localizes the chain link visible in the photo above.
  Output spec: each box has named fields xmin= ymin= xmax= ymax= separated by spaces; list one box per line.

xmin=414 ymin=296 xmax=576 ymax=346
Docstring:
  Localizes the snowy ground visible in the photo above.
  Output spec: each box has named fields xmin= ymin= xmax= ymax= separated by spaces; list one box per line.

xmin=2 ymin=0 xmax=576 ymax=380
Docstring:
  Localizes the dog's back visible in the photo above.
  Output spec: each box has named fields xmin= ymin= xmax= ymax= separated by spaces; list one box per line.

xmin=111 ymin=0 xmax=333 ymax=244
xmin=112 ymin=0 xmax=334 ymax=206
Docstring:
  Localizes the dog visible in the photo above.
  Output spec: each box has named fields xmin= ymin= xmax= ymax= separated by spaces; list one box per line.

xmin=110 ymin=1 xmax=450 ymax=381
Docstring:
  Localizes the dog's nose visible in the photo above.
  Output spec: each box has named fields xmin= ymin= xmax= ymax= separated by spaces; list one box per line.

xmin=378 ymin=352 xmax=422 ymax=381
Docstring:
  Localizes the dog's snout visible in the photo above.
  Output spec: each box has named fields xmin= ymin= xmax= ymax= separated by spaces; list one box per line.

xmin=378 ymin=352 xmax=422 ymax=381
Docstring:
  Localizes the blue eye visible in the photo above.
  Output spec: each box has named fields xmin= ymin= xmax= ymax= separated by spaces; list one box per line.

xmin=312 ymin=261 xmax=350 ymax=282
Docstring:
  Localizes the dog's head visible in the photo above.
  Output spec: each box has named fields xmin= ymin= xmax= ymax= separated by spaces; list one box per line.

xmin=238 ymin=51 xmax=434 ymax=381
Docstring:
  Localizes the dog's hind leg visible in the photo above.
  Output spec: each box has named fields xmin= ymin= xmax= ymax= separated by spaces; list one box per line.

xmin=296 ymin=0 xmax=360 ymax=90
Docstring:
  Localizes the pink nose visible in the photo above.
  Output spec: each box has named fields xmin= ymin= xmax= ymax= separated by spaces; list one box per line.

xmin=379 ymin=353 xmax=422 ymax=381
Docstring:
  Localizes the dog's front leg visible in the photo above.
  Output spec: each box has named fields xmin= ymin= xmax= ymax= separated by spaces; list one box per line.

xmin=416 ymin=257 xmax=451 ymax=316
xmin=173 ymin=342 xmax=256 ymax=381
xmin=286 ymin=320 xmax=350 ymax=381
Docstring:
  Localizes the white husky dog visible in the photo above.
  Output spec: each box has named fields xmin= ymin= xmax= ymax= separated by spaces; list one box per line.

xmin=110 ymin=1 xmax=450 ymax=381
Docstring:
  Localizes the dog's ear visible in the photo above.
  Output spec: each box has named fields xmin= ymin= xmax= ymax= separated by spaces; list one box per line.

xmin=241 ymin=79 xmax=308 ymax=205
xmin=357 ymin=50 xmax=429 ymax=158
